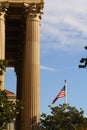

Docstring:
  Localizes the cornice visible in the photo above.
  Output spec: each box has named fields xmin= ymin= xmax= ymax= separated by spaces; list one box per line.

xmin=0 ymin=0 xmax=44 ymax=4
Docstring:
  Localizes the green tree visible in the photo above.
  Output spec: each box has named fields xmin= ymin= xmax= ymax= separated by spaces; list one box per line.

xmin=0 ymin=90 xmax=23 ymax=129
xmin=0 ymin=60 xmax=8 ymax=85
xmin=0 ymin=60 xmax=24 ymax=129
xmin=40 ymin=104 xmax=87 ymax=130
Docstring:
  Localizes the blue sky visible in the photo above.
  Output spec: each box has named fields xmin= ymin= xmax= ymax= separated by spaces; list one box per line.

xmin=5 ymin=0 xmax=87 ymax=116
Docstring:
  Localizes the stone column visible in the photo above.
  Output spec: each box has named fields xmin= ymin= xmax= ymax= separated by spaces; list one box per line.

xmin=0 ymin=12 xmax=5 ymax=59
xmin=0 ymin=12 xmax=5 ymax=90
xmin=16 ymin=3 xmax=43 ymax=130
xmin=0 ymin=3 xmax=9 ymax=90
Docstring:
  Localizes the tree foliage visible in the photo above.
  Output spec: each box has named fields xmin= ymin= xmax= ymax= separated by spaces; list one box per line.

xmin=40 ymin=104 xmax=87 ymax=130
xmin=0 ymin=60 xmax=8 ymax=85
xmin=0 ymin=90 xmax=23 ymax=129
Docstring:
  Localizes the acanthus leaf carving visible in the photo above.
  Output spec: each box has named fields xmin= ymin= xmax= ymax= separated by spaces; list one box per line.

xmin=24 ymin=3 xmax=44 ymax=19
xmin=0 ymin=2 xmax=9 ymax=15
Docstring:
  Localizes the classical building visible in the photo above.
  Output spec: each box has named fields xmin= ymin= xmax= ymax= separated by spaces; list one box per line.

xmin=0 ymin=0 xmax=44 ymax=130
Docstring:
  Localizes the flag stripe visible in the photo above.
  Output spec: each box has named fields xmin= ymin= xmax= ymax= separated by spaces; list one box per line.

xmin=57 ymin=91 xmax=65 ymax=98
xmin=52 ymin=85 xmax=65 ymax=104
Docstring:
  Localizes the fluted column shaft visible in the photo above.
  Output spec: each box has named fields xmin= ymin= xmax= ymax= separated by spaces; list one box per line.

xmin=0 ymin=11 xmax=5 ymax=90
xmin=23 ymin=15 xmax=40 ymax=130
xmin=0 ymin=12 xmax=5 ymax=59
xmin=16 ymin=3 xmax=43 ymax=130
xmin=0 ymin=3 xmax=9 ymax=90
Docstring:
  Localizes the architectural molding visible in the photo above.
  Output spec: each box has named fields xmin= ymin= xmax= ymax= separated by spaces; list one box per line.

xmin=0 ymin=0 xmax=44 ymax=4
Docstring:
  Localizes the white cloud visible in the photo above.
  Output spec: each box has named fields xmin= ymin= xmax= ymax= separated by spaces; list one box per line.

xmin=40 ymin=65 xmax=78 ymax=72
xmin=40 ymin=65 xmax=57 ymax=72
xmin=41 ymin=0 xmax=87 ymax=53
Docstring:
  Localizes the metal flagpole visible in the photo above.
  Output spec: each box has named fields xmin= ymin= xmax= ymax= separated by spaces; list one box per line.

xmin=64 ymin=80 xmax=67 ymax=105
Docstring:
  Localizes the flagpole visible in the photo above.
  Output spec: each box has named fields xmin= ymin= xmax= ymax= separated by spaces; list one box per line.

xmin=64 ymin=80 xmax=67 ymax=105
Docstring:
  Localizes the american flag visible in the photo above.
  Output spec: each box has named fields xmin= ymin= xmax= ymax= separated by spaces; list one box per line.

xmin=52 ymin=86 xmax=65 ymax=104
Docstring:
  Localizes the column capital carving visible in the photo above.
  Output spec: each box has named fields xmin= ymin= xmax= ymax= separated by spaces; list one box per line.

xmin=24 ymin=3 xmax=44 ymax=20
xmin=0 ymin=2 xmax=9 ymax=15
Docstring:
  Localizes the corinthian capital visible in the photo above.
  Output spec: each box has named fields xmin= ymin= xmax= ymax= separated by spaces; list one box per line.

xmin=0 ymin=2 xmax=9 ymax=14
xmin=24 ymin=3 xmax=44 ymax=19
